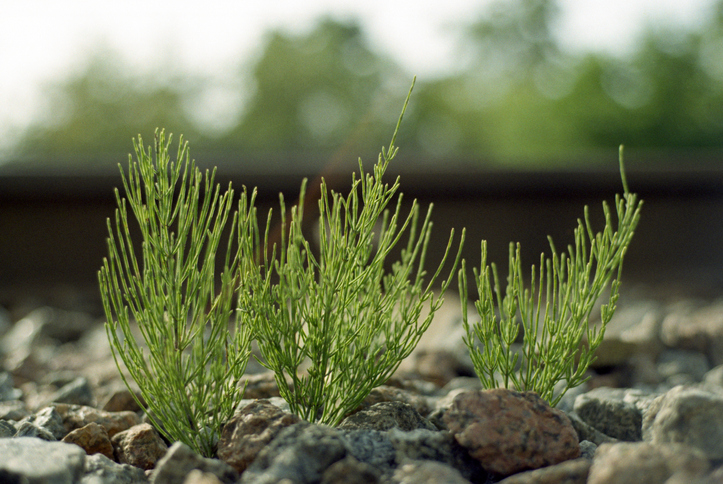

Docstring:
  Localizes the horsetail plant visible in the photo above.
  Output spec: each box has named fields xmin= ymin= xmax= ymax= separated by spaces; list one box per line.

xmin=459 ymin=147 xmax=642 ymax=407
xmin=98 ymin=130 xmax=254 ymax=457
xmin=240 ymin=80 xmax=465 ymax=425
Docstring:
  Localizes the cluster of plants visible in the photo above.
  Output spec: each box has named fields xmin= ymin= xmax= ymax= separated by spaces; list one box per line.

xmin=98 ymin=83 xmax=642 ymax=457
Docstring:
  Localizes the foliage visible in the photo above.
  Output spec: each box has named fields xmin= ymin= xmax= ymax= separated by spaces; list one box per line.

xmin=8 ymin=5 xmax=723 ymax=167
xmin=221 ymin=17 xmax=400 ymax=155
xmin=240 ymin=81 xmax=465 ymax=425
xmin=98 ymin=130 xmax=253 ymax=457
xmin=459 ymin=147 xmax=642 ymax=406
xmin=14 ymin=48 xmax=204 ymax=164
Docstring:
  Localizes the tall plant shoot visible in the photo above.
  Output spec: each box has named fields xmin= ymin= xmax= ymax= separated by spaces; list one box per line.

xmin=98 ymin=130 xmax=253 ymax=457
xmin=459 ymin=147 xmax=642 ymax=407
xmin=242 ymin=80 xmax=465 ymax=425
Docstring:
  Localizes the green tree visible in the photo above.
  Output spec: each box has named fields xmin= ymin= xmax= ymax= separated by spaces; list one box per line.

xmin=219 ymin=17 xmax=403 ymax=160
xmin=13 ymin=47 xmax=204 ymax=168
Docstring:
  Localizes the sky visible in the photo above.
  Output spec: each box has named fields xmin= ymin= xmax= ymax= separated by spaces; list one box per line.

xmin=0 ymin=0 xmax=717 ymax=147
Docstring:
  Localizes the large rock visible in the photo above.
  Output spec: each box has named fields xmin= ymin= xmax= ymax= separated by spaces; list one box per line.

xmin=217 ymin=399 xmax=301 ymax=473
xmin=587 ymin=442 xmax=709 ymax=484
xmin=642 ymin=385 xmax=723 ymax=460
xmin=443 ymin=389 xmax=580 ymax=476
xmin=0 ymin=437 xmax=86 ymax=484
xmin=240 ymin=422 xmax=348 ymax=484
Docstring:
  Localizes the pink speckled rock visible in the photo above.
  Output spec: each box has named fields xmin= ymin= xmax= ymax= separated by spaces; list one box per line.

xmin=443 ymin=389 xmax=580 ymax=476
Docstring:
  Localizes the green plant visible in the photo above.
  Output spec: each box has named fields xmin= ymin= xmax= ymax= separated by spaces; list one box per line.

xmin=459 ymin=147 xmax=642 ymax=406
xmin=240 ymin=80 xmax=465 ymax=425
xmin=98 ymin=130 xmax=254 ymax=457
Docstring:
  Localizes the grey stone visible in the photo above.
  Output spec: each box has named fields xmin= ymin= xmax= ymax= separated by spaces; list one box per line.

xmin=564 ymin=412 xmax=618 ymax=446
xmin=339 ymin=430 xmax=396 ymax=471
xmin=338 ymin=401 xmax=436 ymax=432
xmin=588 ymin=442 xmax=710 ymax=484
xmin=359 ymin=385 xmax=434 ymax=419
xmin=388 ymin=459 xmax=472 ymax=484
xmin=241 ymin=422 xmax=348 ymax=484
xmin=387 ymin=427 xmax=488 ymax=483
xmin=573 ymin=387 xmax=643 ymax=441
xmin=21 ymin=406 xmax=68 ymax=440
xmin=81 ymin=453 xmax=149 ymax=484
xmin=579 ymin=441 xmax=597 ymax=461
xmin=642 ymin=385 xmax=723 ymax=460
xmin=47 ymin=377 xmax=95 ymax=407
xmin=234 ymin=396 xmax=290 ymax=414
xmin=14 ymin=420 xmax=56 ymax=440
xmin=0 ymin=419 xmax=15 ymax=437
xmin=0 ymin=437 xmax=86 ymax=484
xmin=150 ymin=442 xmax=237 ymax=484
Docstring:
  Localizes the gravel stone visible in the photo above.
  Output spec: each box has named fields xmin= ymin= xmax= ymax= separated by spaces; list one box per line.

xmin=0 ymin=437 xmax=86 ymax=484
xmin=389 ymin=459 xmax=472 ymax=484
xmin=588 ymin=442 xmax=710 ymax=484
xmin=81 ymin=453 xmax=149 ymax=484
xmin=20 ymin=405 xmax=68 ymax=440
xmin=112 ymin=423 xmax=168 ymax=470
xmin=62 ymin=422 xmax=115 ymax=459
xmin=217 ymin=399 xmax=301 ymax=473
xmin=642 ymin=385 xmax=723 ymax=460
xmin=443 ymin=389 xmax=580 ymax=476
xmin=240 ymin=422 xmax=348 ymax=484
xmin=150 ymin=442 xmax=238 ymax=484
xmin=496 ymin=458 xmax=591 ymax=484
xmin=46 ymin=376 xmax=95 ymax=407
xmin=338 ymin=401 xmax=436 ymax=432
xmin=573 ymin=387 xmax=643 ymax=441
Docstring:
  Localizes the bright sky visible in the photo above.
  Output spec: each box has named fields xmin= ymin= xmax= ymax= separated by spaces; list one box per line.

xmin=0 ymin=0 xmax=716 ymax=147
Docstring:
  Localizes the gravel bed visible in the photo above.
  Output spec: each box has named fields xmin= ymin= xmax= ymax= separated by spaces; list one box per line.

xmin=1 ymin=284 xmax=723 ymax=483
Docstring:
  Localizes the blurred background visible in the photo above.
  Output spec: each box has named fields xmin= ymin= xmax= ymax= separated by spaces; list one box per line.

xmin=2 ymin=0 xmax=723 ymax=310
